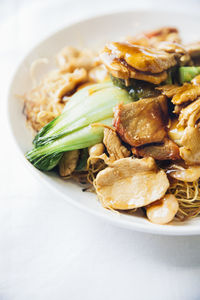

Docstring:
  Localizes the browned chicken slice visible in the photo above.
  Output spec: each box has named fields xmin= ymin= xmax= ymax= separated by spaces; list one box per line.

xmin=157 ymin=76 xmax=200 ymax=105
xmin=95 ymin=157 xmax=169 ymax=210
xmin=156 ymin=42 xmax=191 ymax=65
xmin=113 ymin=95 xmax=168 ymax=147
xmin=103 ymin=128 xmax=130 ymax=160
xmin=180 ymin=127 xmax=200 ymax=165
xmin=100 ymin=42 xmax=177 ymax=84
xmin=132 ymin=138 xmax=180 ymax=161
xmin=167 ymin=163 xmax=200 ymax=182
xmin=185 ymin=41 xmax=200 ymax=58
xmin=178 ymin=97 xmax=200 ymax=127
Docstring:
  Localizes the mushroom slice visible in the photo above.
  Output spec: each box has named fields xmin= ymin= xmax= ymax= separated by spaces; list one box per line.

xmin=95 ymin=157 xmax=169 ymax=210
xmin=167 ymin=164 xmax=200 ymax=182
xmin=146 ymin=194 xmax=179 ymax=225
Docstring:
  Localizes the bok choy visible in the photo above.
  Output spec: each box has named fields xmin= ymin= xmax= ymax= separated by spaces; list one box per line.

xmin=26 ymin=82 xmax=132 ymax=171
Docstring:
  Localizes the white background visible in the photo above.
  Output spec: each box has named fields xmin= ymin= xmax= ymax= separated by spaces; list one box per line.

xmin=1 ymin=0 xmax=200 ymax=299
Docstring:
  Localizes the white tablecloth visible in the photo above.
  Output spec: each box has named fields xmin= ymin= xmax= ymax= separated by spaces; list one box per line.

xmin=1 ymin=1 xmax=200 ymax=299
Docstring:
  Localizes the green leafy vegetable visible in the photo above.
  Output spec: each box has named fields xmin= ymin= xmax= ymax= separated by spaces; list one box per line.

xmin=179 ymin=66 xmax=200 ymax=83
xmin=111 ymin=75 xmax=159 ymax=100
xmin=26 ymin=82 xmax=132 ymax=171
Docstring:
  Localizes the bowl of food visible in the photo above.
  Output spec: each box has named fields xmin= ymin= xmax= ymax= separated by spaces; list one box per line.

xmin=8 ymin=10 xmax=200 ymax=235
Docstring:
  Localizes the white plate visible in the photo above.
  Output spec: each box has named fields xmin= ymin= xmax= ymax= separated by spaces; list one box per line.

xmin=7 ymin=10 xmax=200 ymax=235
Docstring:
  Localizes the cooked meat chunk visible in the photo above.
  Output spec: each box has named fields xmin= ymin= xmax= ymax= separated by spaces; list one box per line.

xmin=88 ymin=64 xmax=108 ymax=82
xmin=114 ymin=95 xmax=168 ymax=147
xmin=168 ymin=118 xmax=185 ymax=146
xmin=180 ymin=127 xmax=200 ymax=164
xmin=178 ymin=97 xmax=200 ymax=127
xmin=157 ymin=77 xmax=200 ymax=105
xmin=59 ymin=150 xmax=79 ymax=177
xmin=185 ymin=41 xmax=200 ymax=58
xmin=100 ymin=42 xmax=177 ymax=84
xmin=57 ymin=46 xmax=98 ymax=72
xmin=146 ymin=194 xmax=179 ymax=225
xmin=173 ymin=103 xmax=188 ymax=115
xmin=88 ymin=143 xmax=105 ymax=164
xmin=167 ymin=163 xmax=200 ymax=182
xmin=132 ymin=138 xmax=180 ymax=161
xmin=95 ymin=157 xmax=169 ymax=210
xmin=127 ymin=27 xmax=181 ymax=48
xmin=144 ymin=27 xmax=181 ymax=45
xmin=156 ymin=42 xmax=191 ymax=65
xmin=103 ymin=128 xmax=130 ymax=160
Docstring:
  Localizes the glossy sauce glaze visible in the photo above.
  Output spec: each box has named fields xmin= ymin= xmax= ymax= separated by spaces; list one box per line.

xmin=106 ymin=41 xmax=175 ymax=73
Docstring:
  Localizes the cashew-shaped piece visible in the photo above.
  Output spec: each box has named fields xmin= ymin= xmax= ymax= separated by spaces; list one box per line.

xmin=146 ymin=194 xmax=179 ymax=225
xmin=88 ymin=143 xmax=105 ymax=164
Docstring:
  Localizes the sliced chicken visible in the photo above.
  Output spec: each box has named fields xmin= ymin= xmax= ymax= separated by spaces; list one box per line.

xmin=103 ymin=128 xmax=130 ymax=161
xmin=146 ymin=194 xmax=179 ymax=225
xmin=132 ymin=138 xmax=180 ymax=161
xmin=157 ymin=77 xmax=200 ymax=105
xmin=95 ymin=157 xmax=169 ymax=210
xmin=144 ymin=27 xmax=181 ymax=45
xmin=180 ymin=127 xmax=200 ymax=164
xmin=59 ymin=150 xmax=79 ymax=177
xmin=100 ymin=42 xmax=177 ymax=84
xmin=88 ymin=143 xmax=105 ymax=165
xmin=167 ymin=163 xmax=200 ymax=182
xmin=113 ymin=95 xmax=168 ymax=147
xmin=156 ymin=42 xmax=191 ymax=65
xmin=57 ymin=46 xmax=98 ymax=72
xmin=178 ymin=97 xmax=200 ymax=127
xmin=185 ymin=41 xmax=200 ymax=58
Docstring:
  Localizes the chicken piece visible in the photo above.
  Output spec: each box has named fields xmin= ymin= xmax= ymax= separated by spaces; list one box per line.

xmin=59 ymin=150 xmax=79 ymax=177
xmin=88 ymin=64 xmax=108 ymax=82
xmin=168 ymin=118 xmax=185 ymax=146
xmin=95 ymin=157 xmax=169 ymax=210
xmin=180 ymin=127 xmax=200 ymax=165
xmin=146 ymin=194 xmax=179 ymax=225
xmin=157 ymin=77 xmax=200 ymax=105
xmin=100 ymin=42 xmax=177 ymax=84
xmin=132 ymin=138 xmax=180 ymax=161
xmin=178 ymin=97 xmax=200 ymax=127
xmin=114 ymin=95 xmax=168 ymax=147
xmin=88 ymin=143 xmax=105 ymax=164
xmin=127 ymin=27 xmax=181 ymax=48
xmin=43 ymin=68 xmax=88 ymax=101
xmin=156 ymin=42 xmax=191 ymax=66
xmin=185 ymin=41 xmax=200 ymax=58
xmin=103 ymin=128 xmax=130 ymax=161
xmin=167 ymin=163 xmax=200 ymax=182
xmin=57 ymin=46 xmax=98 ymax=72
xmin=144 ymin=27 xmax=181 ymax=45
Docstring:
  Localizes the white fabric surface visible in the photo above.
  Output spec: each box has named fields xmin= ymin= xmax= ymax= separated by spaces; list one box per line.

xmin=1 ymin=0 xmax=200 ymax=299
